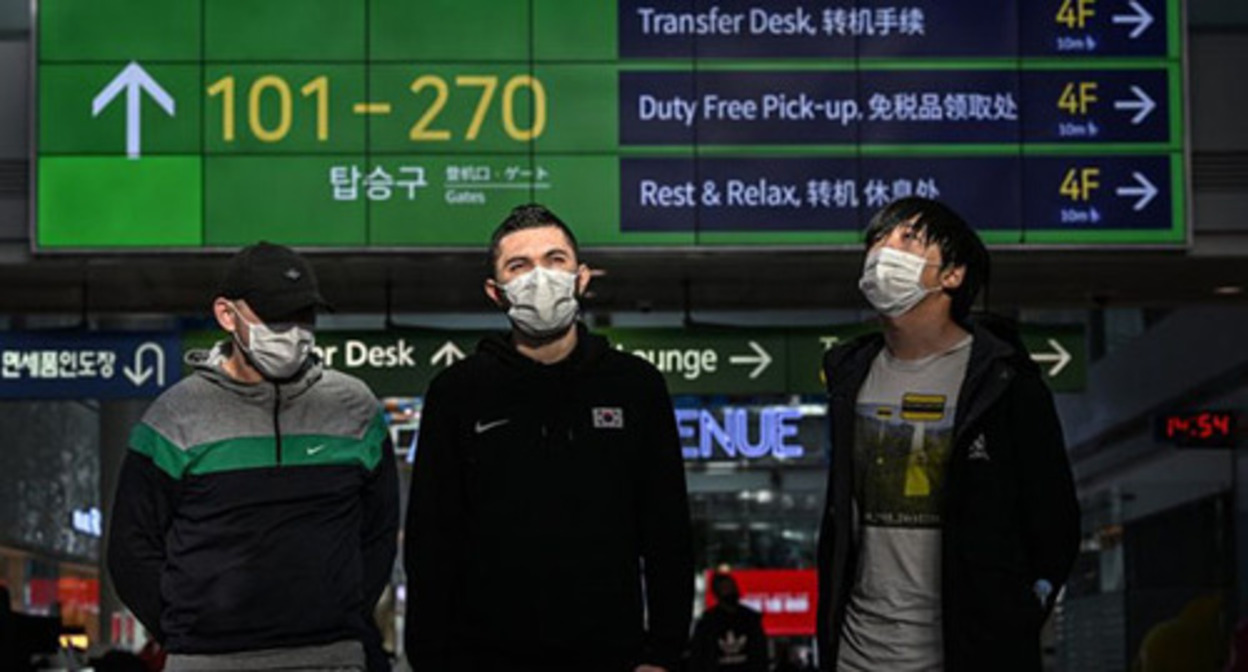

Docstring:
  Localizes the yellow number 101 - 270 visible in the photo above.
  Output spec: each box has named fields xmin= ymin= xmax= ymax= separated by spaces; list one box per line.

xmin=205 ymin=73 xmax=546 ymax=144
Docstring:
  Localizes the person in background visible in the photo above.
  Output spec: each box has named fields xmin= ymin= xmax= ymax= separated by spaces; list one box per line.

xmin=688 ymin=573 xmax=768 ymax=672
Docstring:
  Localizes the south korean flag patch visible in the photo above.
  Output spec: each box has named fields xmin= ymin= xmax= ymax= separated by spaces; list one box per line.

xmin=592 ymin=407 xmax=625 ymax=429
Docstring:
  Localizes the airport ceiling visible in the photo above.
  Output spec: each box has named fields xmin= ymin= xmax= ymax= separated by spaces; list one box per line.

xmin=0 ymin=246 xmax=1244 ymax=316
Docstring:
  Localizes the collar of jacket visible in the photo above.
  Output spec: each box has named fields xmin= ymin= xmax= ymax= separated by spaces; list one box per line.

xmin=477 ymin=321 xmax=609 ymax=374
xmin=185 ymin=340 xmax=324 ymax=402
xmin=825 ymin=316 xmax=1025 ymax=417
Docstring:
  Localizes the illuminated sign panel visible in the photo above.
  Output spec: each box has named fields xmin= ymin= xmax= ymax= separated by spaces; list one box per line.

xmin=677 ymin=406 xmax=807 ymax=461
xmin=34 ymin=0 xmax=1185 ymax=250
xmin=1155 ymin=410 xmax=1238 ymax=448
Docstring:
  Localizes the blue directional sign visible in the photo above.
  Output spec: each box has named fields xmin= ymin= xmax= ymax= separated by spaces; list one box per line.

xmin=620 ymin=154 xmax=1177 ymax=243
xmin=610 ymin=0 xmax=1186 ymax=246
xmin=623 ymin=68 xmax=1173 ymax=146
xmin=620 ymin=0 xmax=1172 ymax=59
xmin=0 ymin=333 xmax=181 ymax=399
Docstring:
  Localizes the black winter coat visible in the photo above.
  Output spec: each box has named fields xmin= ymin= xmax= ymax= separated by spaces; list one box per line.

xmin=816 ymin=321 xmax=1081 ymax=671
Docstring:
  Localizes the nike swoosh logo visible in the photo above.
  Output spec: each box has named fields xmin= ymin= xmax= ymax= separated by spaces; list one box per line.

xmin=474 ymin=419 xmax=510 ymax=434
xmin=306 ymin=444 xmax=329 ymax=456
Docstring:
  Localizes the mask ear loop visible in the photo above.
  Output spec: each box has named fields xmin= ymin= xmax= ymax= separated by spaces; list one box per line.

xmin=224 ymin=302 xmax=249 ymax=353
xmin=224 ymin=302 xmax=271 ymax=379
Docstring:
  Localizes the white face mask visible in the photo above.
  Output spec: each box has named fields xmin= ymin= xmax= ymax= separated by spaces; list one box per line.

xmin=501 ymin=266 xmax=580 ymax=339
xmin=858 ymin=247 xmax=942 ymax=317
xmin=230 ymin=305 xmax=315 ymax=380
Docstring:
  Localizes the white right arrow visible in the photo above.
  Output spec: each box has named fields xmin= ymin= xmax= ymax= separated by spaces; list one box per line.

xmin=729 ymin=341 xmax=773 ymax=380
xmin=1112 ymin=0 xmax=1155 ymax=39
xmin=92 ymin=61 xmax=176 ymax=160
xmin=123 ymin=342 xmax=166 ymax=387
xmin=1030 ymin=339 xmax=1073 ymax=379
xmin=1113 ymin=85 xmax=1156 ymax=125
xmin=430 ymin=341 xmax=466 ymax=368
xmin=1115 ymin=171 xmax=1159 ymax=211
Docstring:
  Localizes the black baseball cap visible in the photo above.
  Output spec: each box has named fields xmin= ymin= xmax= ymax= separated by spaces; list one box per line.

xmin=217 ymin=242 xmax=331 ymax=321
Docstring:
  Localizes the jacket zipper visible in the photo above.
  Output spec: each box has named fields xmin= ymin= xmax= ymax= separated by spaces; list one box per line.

xmin=953 ymin=363 xmax=1013 ymax=448
xmin=273 ymin=383 xmax=283 ymax=467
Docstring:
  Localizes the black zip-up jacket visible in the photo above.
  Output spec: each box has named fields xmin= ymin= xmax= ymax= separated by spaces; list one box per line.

xmin=404 ymin=325 xmax=694 ymax=671
xmin=108 ymin=344 xmax=399 ymax=663
xmin=815 ymin=320 xmax=1081 ymax=671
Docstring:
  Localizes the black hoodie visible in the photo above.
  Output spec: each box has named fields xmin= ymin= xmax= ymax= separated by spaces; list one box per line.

xmin=404 ymin=325 xmax=694 ymax=670
xmin=815 ymin=318 xmax=1081 ymax=671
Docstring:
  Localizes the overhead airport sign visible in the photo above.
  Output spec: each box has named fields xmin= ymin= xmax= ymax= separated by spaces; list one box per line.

xmin=34 ymin=0 xmax=1185 ymax=250
xmin=181 ymin=323 xmax=1088 ymax=396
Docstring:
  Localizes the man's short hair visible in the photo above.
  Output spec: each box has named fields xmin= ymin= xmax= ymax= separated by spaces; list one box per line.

xmin=863 ymin=197 xmax=990 ymax=323
xmin=487 ymin=204 xmax=579 ymax=278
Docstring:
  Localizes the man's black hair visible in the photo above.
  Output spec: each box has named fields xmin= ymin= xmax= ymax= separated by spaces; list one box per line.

xmin=862 ymin=197 xmax=990 ymax=323
xmin=487 ymin=204 xmax=579 ymax=278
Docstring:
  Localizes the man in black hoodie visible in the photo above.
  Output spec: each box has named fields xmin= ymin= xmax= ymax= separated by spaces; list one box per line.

xmin=404 ymin=204 xmax=694 ymax=672
xmin=816 ymin=198 xmax=1080 ymax=671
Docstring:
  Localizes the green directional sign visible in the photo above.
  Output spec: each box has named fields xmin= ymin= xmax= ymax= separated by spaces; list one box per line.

xmin=601 ymin=328 xmax=788 ymax=395
xmin=183 ymin=323 xmax=1086 ymax=397
xmin=783 ymin=324 xmax=1087 ymax=394
xmin=1018 ymin=325 xmax=1086 ymax=394
xmin=183 ymin=329 xmax=488 ymax=397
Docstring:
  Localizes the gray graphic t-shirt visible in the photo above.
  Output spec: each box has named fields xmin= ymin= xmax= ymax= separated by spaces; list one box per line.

xmin=836 ymin=336 xmax=973 ymax=672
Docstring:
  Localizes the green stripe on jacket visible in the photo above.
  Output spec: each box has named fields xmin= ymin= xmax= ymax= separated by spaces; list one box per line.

xmin=129 ymin=413 xmax=388 ymax=479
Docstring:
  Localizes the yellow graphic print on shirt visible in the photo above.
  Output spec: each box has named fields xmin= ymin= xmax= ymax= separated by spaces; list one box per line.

xmin=854 ymin=392 xmax=954 ymax=528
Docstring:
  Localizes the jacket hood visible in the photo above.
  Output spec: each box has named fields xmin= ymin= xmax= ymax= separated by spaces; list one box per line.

xmin=825 ymin=312 xmax=1036 ymax=393
xmin=185 ymin=340 xmax=323 ymax=401
xmin=967 ymin=312 xmax=1041 ymax=375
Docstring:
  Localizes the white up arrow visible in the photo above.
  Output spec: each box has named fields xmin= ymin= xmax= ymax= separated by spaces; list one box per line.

xmin=430 ymin=341 xmax=466 ymax=367
xmin=1112 ymin=0 xmax=1154 ymax=39
xmin=729 ymin=341 xmax=773 ymax=380
xmin=92 ymin=62 xmax=176 ymax=160
xmin=123 ymin=342 xmax=167 ymax=387
xmin=1115 ymin=172 xmax=1159 ymax=212
xmin=1113 ymin=85 xmax=1156 ymax=125
xmin=1030 ymin=339 xmax=1073 ymax=379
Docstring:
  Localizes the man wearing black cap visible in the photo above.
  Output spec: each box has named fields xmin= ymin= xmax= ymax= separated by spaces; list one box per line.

xmin=108 ymin=242 xmax=399 ymax=672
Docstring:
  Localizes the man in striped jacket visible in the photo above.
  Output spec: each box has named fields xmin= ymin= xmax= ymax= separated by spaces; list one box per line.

xmin=108 ymin=242 xmax=399 ymax=672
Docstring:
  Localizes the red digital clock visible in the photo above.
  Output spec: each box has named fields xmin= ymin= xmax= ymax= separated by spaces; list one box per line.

xmin=1155 ymin=410 xmax=1239 ymax=448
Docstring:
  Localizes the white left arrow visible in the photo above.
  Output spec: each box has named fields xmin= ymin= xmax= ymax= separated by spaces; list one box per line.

xmin=1113 ymin=85 xmax=1156 ymax=125
xmin=1030 ymin=339 xmax=1073 ymax=379
xmin=1115 ymin=171 xmax=1159 ymax=212
xmin=1112 ymin=0 xmax=1154 ymax=39
xmin=123 ymin=342 xmax=166 ymax=387
xmin=92 ymin=62 xmax=176 ymax=160
xmin=729 ymin=341 xmax=773 ymax=380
